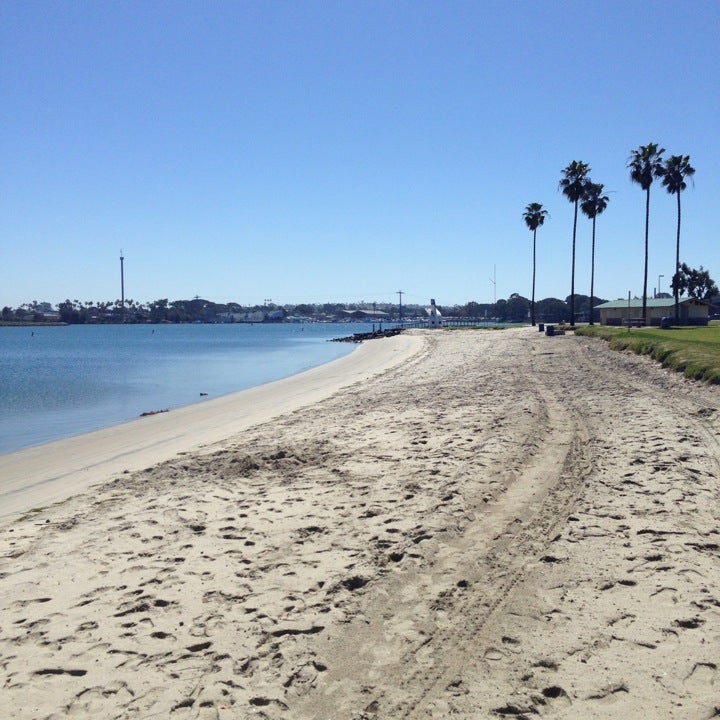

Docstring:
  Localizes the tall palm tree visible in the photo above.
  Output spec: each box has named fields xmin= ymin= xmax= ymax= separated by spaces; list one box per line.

xmin=523 ymin=202 xmax=548 ymax=326
xmin=559 ymin=160 xmax=590 ymax=326
xmin=661 ymin=154 xmax=695 ymax=323
xmin=580 ymin=182 xmax=609 ymax=325
xmin=628 ymin=142 xmax=665 ymax=323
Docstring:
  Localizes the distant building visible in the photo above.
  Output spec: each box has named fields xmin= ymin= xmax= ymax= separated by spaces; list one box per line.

xmin=595 ymin=297 xmax=711 ymax=326
xmin=338 ymin=309 xmax=390 ymax=321
xmin=427 ymin=298 xmax=442 ymax=327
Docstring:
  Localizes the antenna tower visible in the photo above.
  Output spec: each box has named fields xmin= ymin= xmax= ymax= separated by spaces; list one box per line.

xmin=120 ymin=250 xmax=125 ymax=323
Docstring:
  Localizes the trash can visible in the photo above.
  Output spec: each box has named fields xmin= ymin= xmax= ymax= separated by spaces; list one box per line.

xmin=660 ymin=316 xmax=671 ymax=329
xmin=538 ymin=323 xmax=545 ymax=332
xmin=545 ymin=324 xmax=555 ymax=336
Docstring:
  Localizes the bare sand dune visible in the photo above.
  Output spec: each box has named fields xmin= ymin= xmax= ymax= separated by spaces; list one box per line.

xmin=1 ymin=328 xmax=719 ymax=719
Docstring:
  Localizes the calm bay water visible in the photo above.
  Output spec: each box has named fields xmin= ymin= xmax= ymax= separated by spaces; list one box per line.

xmin=0 ymin=323 xmax=365 ymax=455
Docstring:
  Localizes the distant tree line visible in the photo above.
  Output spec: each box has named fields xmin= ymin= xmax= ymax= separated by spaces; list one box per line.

xmin=5 ymin=268 xmax=717 ymax=327
xmin=2 ymin=294 xmax=616 ymax=325
xmin=448 ymin=294 xmax=607 ymax=324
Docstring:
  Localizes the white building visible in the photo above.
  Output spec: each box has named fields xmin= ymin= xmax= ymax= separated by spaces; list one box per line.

xmin=427 ymin=299 xmax=443 ymax=327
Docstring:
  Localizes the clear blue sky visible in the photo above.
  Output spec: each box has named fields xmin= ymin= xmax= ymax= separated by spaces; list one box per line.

xmin=2 ymin=0 xmax=718 ymax=309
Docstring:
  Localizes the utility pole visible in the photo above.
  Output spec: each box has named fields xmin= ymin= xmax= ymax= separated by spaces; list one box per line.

xmin=627 ymin=290 xmax=631 ymax=332
xmin=397 ymin=290 xmax=404 ymax=323
xmin=489 ymin=265 xmax=496 ymax=319
xmin=120 ymin=250 xmax=125 ymax=323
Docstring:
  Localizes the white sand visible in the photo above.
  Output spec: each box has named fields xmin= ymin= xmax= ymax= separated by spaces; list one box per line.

xmin=1 ymin=328 xmax=719 ymax=719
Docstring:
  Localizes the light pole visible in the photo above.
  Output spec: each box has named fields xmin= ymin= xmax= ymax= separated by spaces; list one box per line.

xmin=490 ymin=265 xmax=496 ymax=320
xmin=657 ymin=274 xmax=664 ymax=298
xmin=119 ymin=250 xmax=125 ymax=323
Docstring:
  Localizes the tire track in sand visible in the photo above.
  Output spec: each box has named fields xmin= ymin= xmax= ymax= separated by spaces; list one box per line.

xmin=295 ymin=336 xmax=594 ymax=720
xmin=455 ymin=334 xmax=720 ymax=719
xmin=393 ymin=382 xmax=593 ymax=720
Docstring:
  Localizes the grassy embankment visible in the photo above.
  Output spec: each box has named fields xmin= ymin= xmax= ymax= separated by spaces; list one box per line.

xmin=575 ymin=321 xmax=720 ymax=384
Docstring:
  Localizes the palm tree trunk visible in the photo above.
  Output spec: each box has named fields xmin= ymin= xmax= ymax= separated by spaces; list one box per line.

xmin=531 ymin=229 xmax=536 ymax=326
xmin=674 ymin=190 xmax=681 ymax=324
xmin=642 ymin=187 xmax=650 ymax=324
xmin=590 ymin=217 xmax=596 ymax=325
xmin=570 ymin=200 xmax=578 ymax=326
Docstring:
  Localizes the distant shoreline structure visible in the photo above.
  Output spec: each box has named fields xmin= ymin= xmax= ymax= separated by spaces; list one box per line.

xmin=1 ymin=292 xmax=633 ymax=326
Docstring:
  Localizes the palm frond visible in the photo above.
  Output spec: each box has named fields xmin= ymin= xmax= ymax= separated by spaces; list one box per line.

xmin=661 ymin=154 xmax=695 ymax=195
xmin=523 ymin=202 xmax=548 ymax=231
xmin=580 ymin=182 xmax=610 ymax=219
xmin=559 ymin=160 xmax=591 ymax=203
xmin=628 ymin=142 xmax=666 ymax=189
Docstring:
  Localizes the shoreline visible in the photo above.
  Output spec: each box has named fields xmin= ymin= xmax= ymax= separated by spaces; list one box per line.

xmin=1 ymin=327 xmax=719 ymax=719
xmin=0 ymin=332 xmax=424 ymax=519
xmin=0 ymin=322 xmax=370 ymax=456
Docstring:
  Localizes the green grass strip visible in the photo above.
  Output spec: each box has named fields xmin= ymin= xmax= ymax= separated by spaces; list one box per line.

xmin=575 ymin=323 xmax=720 ymax=384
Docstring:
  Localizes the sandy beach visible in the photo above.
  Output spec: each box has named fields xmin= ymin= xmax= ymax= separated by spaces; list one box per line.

xmin=1 ymin=327 xmax=719 ymax=719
